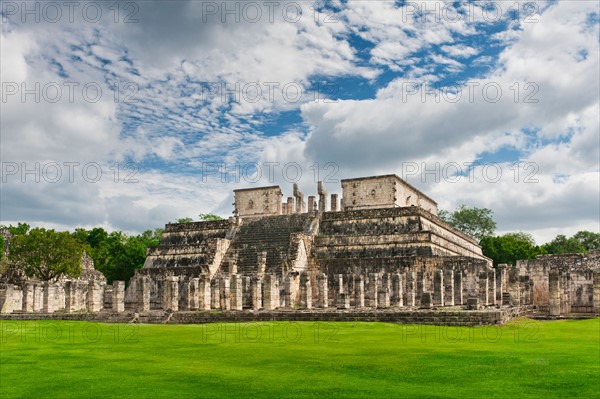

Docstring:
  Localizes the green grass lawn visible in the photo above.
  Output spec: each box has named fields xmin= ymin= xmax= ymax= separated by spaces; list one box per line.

xmin=1 ymin=318 xmax=598 ymax=398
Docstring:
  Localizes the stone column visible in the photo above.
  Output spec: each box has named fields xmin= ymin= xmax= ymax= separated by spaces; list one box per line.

xmin=488 ymin=270 xmax=496 ymax=306
xmin=337 ymin=292 xmax=350 ymax=308
xmin=286 ymin=197 xmax=294 ymax=214
xmin=302 ymin=280 xmax=312 ymax=309
xmin=230 ymin=274 xmax=243 ymax=311
xmin=162 ymin=277 xmax=178 ymax=312
xmin=219 ymin=276 xmax=230 ymax=310
xmin=367 ymin=273 xmax=378 ymax=308
xmin=508 ymin=268 xmax=520 ymax=306
xmin=293 ymin=183 xmax=305 ymax=213
xmin=87 ymin=281 xmax=103 ymax=312
xmin=263 ymin=274 xmax=278 ymax=310
xmin=433 ymin=270 xmax=444 ymax=306
xmin=210 ymin=280 xmax=220 ymax=309
xmin=405 ymin=271 xmax=416 ymax=306
xmin=318 ymin=181 xmax=327 ymax=212
xmin=284 ymin=274 xmax=297 ymax=308
xmin=258 ymin=251 xmax=267 ymax=277
xmin=64 ymin=281 xmax=75 ymax=313
xmin=453 ymin=271 xmax=463 ymax=305
xmin=330 ymin=194 xmax=338 ymax=212
xmin=391 ymin=273 xmax=403 ymax=307
xmin=112 ymin=281 xmax=125 ymax=312
xmin=416 ymin=269 xmax=425 ymax=305
xmin=137 ymin=276 xmax=151 ymax=312
xmin=33 ymin=284 xmax=44 ymax=311
xmin=43 ymin=282 xmax=54 ymax=313
xmin=354 ymin=275 xmax=365 ymax=308
xmin=252 ymin=277 xmax=262 ymax=310
xmin=307 ymin=196 xmax=316 ymax=212
xmin=421 ymin=292 xmax=432 ymax=308
xmin=593 ymin=268 xmax=600 ymax=314
xmin=560 ymin=273 xmax=570 ymax=314
xmin=317 ymin=273 xmax=328 ymax=308
xmin=497 ymin=265 xmax=508 ymax=303
xmin=22 ymin=281 xmax=34 ymax=312
xmin=377 ymin=289 xmax=390 ymax=308
xmin=337 ymin=274 xmax=344 ymax=294
xmin=180 ymin=279 xmax=191 ymax=311
xmin=199 ymin=276 xmax=211 ymax=310
xmin=548 ymin=270 xmax=561 ymax=316
xmin=189 ymin=278 xmax=200 ymax=310
xmin=444 ymin=269 xmax=454 ymax=306
xmin=479 ymin=272 xmax=489 ymax=306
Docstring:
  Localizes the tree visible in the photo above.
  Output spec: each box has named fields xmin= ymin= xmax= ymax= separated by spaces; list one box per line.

xmin=8 ymin=228 xmax=84 ymax=281
xmin=542 ymin=234 xmax=586 ymax=254
xmin=0 ymin=223 xmax=30 ymax=235
xmin=572 ymin=231 xmax=600 ymax=251
xmin=438 ymin=205 xmax=496 ymax=241
xmin=480 ymin=234 xmax=546 ymax=267
xmin=199 ymin=213 xmax=223 ymax=221
xmin=71 ymin=227 xmax=164 ymax=284
xmin=177 ymin=217 xmax=194 ymax=223
xmin=0 ymin=234 xmax=4 ymax=261
xmin=503 ymin=232 xmax=536 ymax=246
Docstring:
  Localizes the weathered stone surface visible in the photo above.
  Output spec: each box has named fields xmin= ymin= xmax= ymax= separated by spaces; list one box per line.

xmin=420 ymin=292 xmax=432 ymax=308
xmin=87 ymin=281 xmax=104 ymax=312
xmin=443 ymin=269 xmax=454 ymax=306
xmin=354 ymin=275 xmax=364 ymax=308
xmin=230 ymin=274 xmax=243 ymax=311
xmin=467 ymin=297 xmax=479 ymax=310
xmin=433 ymin=270 xmax=444 ymax=306
xmin=366 ymin=273 xmax=378 ymax=308
xmin=112 ymin=281 xmax=125 ymax=312
xmin=317 ymin=274 xmax=328 ymax=308
xmin=548 ymin=270 xmax=561 ymax=316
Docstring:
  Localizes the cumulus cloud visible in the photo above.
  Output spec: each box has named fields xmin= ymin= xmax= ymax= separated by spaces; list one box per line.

xmin=1 ymin=0 xmax=598 ymax=245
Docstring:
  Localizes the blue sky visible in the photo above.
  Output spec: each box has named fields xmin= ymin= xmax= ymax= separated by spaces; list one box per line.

xmin=1 ymin=0 xmax=599 ymax=244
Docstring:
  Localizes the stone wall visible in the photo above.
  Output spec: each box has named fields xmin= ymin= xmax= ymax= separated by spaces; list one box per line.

xmin=516 ymin=250 xmax=600 ymax=315
xmin=234 ymin=186 xmax=283 ymax=218
xmin=0 ymin=307 xmax=522 ymax=326
xmin=341 ymin=174 xmax=437 ymax=214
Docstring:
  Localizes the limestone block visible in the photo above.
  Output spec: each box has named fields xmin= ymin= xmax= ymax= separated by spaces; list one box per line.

xmin=354 ymin=275 xmax=364 ymax=308
xmin=443 ymin=269 xmax=454 ymax=306
xmin=112 ymin=281 xmax=125 ymax=312
xmin=230 ymin=274 xmax=243 ymax=311
xmin=433 ymin=270 xmax=444 ymax=306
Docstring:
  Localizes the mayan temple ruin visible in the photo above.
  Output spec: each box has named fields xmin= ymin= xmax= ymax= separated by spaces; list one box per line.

xmin=1 ymin=174 xmax=599 ymax=324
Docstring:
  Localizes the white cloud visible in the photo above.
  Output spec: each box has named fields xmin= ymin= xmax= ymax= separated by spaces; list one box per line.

xmin=1 ymin=0 xmax=598 ymax=247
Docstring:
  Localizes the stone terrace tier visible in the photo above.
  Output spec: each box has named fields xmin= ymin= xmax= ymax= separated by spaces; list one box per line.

xmin=316 ymin=207 xmax=489 ymax=264
xmin=143 ymin=220 xmax=231 ymax=276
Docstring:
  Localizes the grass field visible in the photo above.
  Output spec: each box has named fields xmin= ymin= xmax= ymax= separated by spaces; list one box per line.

xmin=0 ymin=318 xmax=598 ymax=398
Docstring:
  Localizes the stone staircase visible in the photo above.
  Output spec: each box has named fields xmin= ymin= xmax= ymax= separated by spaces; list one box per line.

xmin=223 ymin=213 xmax=316 ymax=275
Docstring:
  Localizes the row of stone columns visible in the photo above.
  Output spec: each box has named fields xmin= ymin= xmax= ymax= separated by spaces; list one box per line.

xmin=281 ymin=182 xmax=343 ymax=214
xmin=16 ymin=280 xmax=118 ymax=314
xmin=5 ymin=266 xmax=537 ymax=314
xmin=135 ymin=266 xmax=600 ymax=313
